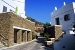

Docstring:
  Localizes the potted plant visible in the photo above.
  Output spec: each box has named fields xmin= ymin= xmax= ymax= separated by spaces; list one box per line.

xmin=44 ymin=33 xmax=50 ymax=41
xmin=44 ymin=33 xmax=52 ymax=46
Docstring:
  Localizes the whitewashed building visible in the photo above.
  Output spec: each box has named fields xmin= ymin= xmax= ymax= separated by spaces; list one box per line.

xmin=51 ymin=2 xmax=75 ymax=50
xmin=0 ymin=0 xmax=26 ymax=18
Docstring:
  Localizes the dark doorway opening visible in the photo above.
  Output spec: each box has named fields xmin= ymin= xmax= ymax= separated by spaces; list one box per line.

xmin=55 ymin=17 xmax=60 ymax=25
xmin=22 ymin=30 xmax=25 ymax=42
xmin=27 ymin=31 xmax=30 ymax=41
xmin=14 ymin=29 xmax=19 ymax=43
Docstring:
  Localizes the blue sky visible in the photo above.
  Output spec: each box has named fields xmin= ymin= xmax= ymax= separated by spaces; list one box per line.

xmin=25 ymin=0 xmax=75 ymax=23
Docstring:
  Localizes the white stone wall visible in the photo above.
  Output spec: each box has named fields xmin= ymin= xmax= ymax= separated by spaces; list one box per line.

xmin=54 ymin=30 xmax=75 ymax=50
xmin=73 ymin=2 xmax=75 ymax=22
xmin=51 ymin=2 xmax=75 ymax=31
xmin=0 ymin=0 xmax=26 ymax=18
xmin=13 ymin=0 xmax=26 ymax=18
xmin=51 ymin=2 xmax=75 ymax=50
xmin=0 ymin=0 xmax=17 ymax=13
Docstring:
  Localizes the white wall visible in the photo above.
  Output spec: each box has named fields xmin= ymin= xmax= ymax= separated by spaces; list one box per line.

xmin=0 ymin=0 xmax=26 ymax=18
xmin=51 ymin=2 xmax=75 ymax=50
xmin=0 ymin=0 xmax=17 ymax=13
xmin=13 ymin=0 xmax=26 ymax=18
xmin=73 ymin=2 xmax=75 ymax=22
xmin=51 ymin=2 xmax=75 ymax=31
xmin=54 ymin=30 xmax=75 ymax=50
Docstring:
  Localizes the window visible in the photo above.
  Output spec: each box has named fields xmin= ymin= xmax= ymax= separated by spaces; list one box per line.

xmin=63 ymin=46 xmax=65 ymax=48
xmin=10 ymin=9 xmax=13 ymax=12
xmin=10 ymin=9 xmax=15 ymax=13
xmin=64 ymin=14 xmax=70 ymax=21
xmin=38 ymin=28 xmax=41 ymax=30
xmin=55 ymin=17 xmax=60 ymax=25
xmin=3 ymin=6 xmax=7 ymax=12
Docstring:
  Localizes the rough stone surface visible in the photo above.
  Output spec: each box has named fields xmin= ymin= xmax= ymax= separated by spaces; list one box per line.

xmin=55 ymin=25 xmax=63 ymax=40
xmin=0 ymin=12 xmax=35 ymax=46
xmin=47 ymin=25 xmax=63 ymax=40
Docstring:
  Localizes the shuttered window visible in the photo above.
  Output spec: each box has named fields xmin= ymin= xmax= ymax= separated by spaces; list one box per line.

xmin=64 ymin=14 xmax=70 ymax=21
xmin=3 ymin=6 xmax=7 ymax=12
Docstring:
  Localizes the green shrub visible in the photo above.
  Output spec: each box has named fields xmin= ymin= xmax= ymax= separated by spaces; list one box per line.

xmin=32 ymin=35 xmax=36 ymax=40
xmin=44 ymin=33 xmax=50 ymax=41
xmin=32 ymin=32 xmax=36 ymax=40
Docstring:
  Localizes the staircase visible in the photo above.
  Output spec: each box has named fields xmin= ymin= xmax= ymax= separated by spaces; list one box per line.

xmin=0 ymin=42 xmax=5 ymax=48
xmin=0 ymin=33 xmax=9 ymax=48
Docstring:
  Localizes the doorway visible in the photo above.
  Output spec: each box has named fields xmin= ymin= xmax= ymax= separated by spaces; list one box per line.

xmin=27 ymin=31 xmax=30 ymax=41
xmin=14 ymin=29 xmax=19 ymax=43
xmin=22 ymin=30 xmax=25 ymax=42
xmin=55 ymin=17 xmax=60 ymax=25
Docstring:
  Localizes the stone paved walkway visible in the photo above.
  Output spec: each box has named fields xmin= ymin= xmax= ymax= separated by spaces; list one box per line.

xmin=0 ymin=36 xmax=53 ymax=50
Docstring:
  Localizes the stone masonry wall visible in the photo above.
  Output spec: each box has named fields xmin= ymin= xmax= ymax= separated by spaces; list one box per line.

xmin=9 ymin=12 xmax=35 ymax=32
xmin=0 ymin=12 xmax=35 ymax=46
xmin=0 ymin=12 xmax=11 ymax=46
xmin=47 ymin=25 xmax=63 ymax=40
xmin=55 ymin=25 xmax=63 ymax=40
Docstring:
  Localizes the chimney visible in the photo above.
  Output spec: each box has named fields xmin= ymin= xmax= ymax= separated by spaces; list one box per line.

xmin=64 ymin=2 xmax=66 ymax=6
xmin=55 ymin=7 xmax=57 ymax=10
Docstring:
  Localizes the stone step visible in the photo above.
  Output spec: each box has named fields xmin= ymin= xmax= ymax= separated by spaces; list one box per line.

xmin=62 ymin=32 xmax=64 ymax=34
xmin=45 ymin=41 xmax=53 ymax=46
xmin=50 ymin=38 xmax=55 ymax=41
